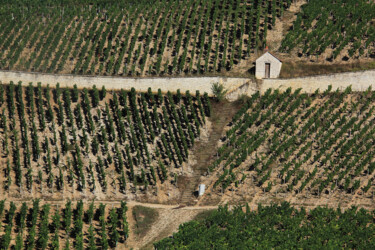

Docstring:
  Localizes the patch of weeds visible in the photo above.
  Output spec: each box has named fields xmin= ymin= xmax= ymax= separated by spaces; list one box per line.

xmin=132 ymin=206 xmax=159 ymax=238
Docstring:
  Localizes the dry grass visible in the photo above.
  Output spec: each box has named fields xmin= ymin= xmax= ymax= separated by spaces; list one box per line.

xmin=132 ymin=205 xmax=159 ymax=238
xmin=280 ymin=61 xmax=375 ymax=78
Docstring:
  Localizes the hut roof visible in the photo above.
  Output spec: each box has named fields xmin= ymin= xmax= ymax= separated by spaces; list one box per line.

xmin=256 ymin=52 xmax=282 ymax=63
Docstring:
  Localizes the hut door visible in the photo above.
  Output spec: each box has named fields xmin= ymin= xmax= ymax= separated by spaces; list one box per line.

xmin=265 ymin=63 xmax=270 ymax=78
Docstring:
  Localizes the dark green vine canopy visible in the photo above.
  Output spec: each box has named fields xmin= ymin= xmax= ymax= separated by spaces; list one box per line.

xmin=155 ymin=202 xmax=375 ymax=249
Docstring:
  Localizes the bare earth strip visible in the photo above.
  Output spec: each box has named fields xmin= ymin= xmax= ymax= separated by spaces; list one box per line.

xmin=0 ymin=70 xmax=251 ymax=95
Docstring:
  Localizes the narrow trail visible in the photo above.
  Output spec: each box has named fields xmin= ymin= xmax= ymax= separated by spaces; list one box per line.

xmin=0 ymin=199 xmax=218 ymax=210
xmin=179 ymin=101 xmax=242 ymax=206
xmin=127 ymin=200 xmax=218 ymax=210
xmin=0 ymin=70 xmax=250 ymax=96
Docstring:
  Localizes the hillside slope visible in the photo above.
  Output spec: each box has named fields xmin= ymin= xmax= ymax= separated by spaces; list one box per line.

xmin=0 ymin=0 xmax=292 ymax=76
xmin=281 ymin=0 xmax=375 ymax=62
xmin=199 ymin=87 xmax=375 ymax=210
xmin=0 ymin=81 xmax=211 ymax=203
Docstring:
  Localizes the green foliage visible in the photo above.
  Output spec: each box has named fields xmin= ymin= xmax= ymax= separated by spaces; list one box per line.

xmin=92 ymin=85 xmax=100 ymax=107
xmin=1 ymin=202 xmax=16 ymax=249
xmin=0 ymin=0 xmax=291 ymax=76
xmin=281 ymin=0 xmax=375 ymax=60
xmin=88 ymin=224 xmax=96 ymax=250
xmin=0 ymin=200 xmax=130 ymax=249
xmin=51 ymin=208 xmax=61 ymax=250
xmin=0 ymin=82 xmax=211 ymax=198
xmin=211 ymin=82 xmax=228 ymax=102
xmin=155 ymin=203 xmax=375 ymax=249
xmin=72 ymin=84 xmax=79 ymax=102
xmin=211 ymin=88 xmax=375 ymax=196
xmin=109 ymin=208 xmax=120 ymax=247
xmin=99 ymin=204 xmax=109 ymax=250
xmin=37 ymin=204 xmax=50 ymax=249
xmin=101 ymin=85 xmax=106 ymax=100
xmin=203 ymin=92 xmax=212 ymax=117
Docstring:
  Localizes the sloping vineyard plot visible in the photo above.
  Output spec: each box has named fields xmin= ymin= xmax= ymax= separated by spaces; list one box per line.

xmin=0 ymin=200 xmax=129 ymax=249
xmin=155 ymin=202 xmax=375 ymax=248
xmin=0 ymin=82 xmax=210 ymax=200
xmin=281 ymin=0 xmax=375 ymax=61
xmin=0 ymin=0 xmax=292 ymax=76
xmin=208 ymin=87 xmax=375 ymax=198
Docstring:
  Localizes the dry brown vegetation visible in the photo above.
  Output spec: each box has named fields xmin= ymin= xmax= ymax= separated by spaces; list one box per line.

xmin=279 ymin=60 xmax=375 ymax=78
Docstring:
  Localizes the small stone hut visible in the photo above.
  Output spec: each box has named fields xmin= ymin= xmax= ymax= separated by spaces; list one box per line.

xmin=255 ymin=52 xmax=282 ymax=79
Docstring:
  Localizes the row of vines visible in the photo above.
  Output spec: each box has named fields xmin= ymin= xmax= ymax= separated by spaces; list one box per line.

xmin=210 ymin=86 xmax=375 ymax=196
xmin=0 ymin=200 xmax=129 ymax=249
xmin=155 ymin=202 xmax=375 ymax=248
xmin=0 ymin=81 xmax=211 ymax=198
xmin=0 ymin=0 xmax=292 ymax=76
xmin=281 ymin=0 xmax=375 ymax=60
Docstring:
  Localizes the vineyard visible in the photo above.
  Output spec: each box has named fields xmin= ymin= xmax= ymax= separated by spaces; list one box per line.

xmin=0 ymin=0 xmax=292 ymax=76
xmin=1 ymin=0 xmax=375 ymax=248
xmin=281 ymin=0 xmax=375 ymax=61
xmin=155 ymin=202 xmax=375 ymax=248
xmin=202 ymin=87 xmax=375 ymax=206
xmin=0 ymin=81 xmax=211 ymax=201
xmin=0 ymin=200 xmax=129 ymax=249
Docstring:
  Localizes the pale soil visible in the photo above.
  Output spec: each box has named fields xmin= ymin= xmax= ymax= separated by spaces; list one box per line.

xmin=267 ymin=0 xmax=307 ymax=52
xmin=1 ymin=20 xmax=375 ymax=247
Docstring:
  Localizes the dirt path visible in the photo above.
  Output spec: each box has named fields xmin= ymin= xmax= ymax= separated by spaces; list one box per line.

xmin=0 ymin=70 xmax=250 ymax=96
xmin=179 ymin=101 xmax=242 ymax=206
xmin=267 ymin=0 xmax=307 ymax=51
xmin=127 ymin=201 xmax=218 ymax=210
xmin=0 ymin=199 xmax=217 ymax=209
